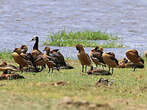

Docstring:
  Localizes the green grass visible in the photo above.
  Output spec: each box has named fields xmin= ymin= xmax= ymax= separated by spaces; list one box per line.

xmin=43 ymin=30 xmax=123 ymax=48
xmin=0 ymin=52 xmax=147 ymax=110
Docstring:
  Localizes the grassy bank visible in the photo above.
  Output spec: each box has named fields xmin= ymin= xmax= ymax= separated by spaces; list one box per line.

xmin=0 ymin=52 xmax=147 ymax=110
xmin=43 ymin=30 xmax=123 ymax=48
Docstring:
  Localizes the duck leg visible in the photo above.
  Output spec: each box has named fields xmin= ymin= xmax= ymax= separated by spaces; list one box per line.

xmin=19 ymin=65 xmax=23 ymax=73
xmin=112 ymin=68 xmax=114 ymax=74
xmin=85 ymin=65 xmax=87 ymax=72
xmin=52 ymin=68 xmax=54 ymax=73
xmin=133 ymin=67 xmax=136 ymax=72
xmin=48 ymin=68 xmax=50 ymax=73
xmin=108 ymin=67 xmax=110 ymax=72
xmin=82 ymin=65 xmax=84 ymax=72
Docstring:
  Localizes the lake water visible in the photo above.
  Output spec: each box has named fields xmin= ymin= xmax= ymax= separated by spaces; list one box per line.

xmin=0 ymin=0 xmax=147 ymax=59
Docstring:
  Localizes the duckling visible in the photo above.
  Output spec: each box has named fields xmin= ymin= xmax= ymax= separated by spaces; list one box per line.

xmin=89 ymin=46 xmax=105 ymax=68
xmin=12 ymin=48 xmax=29 ymax=72
xmin=76 ymin=44 xmax=91 ymax=72
xmin=102 ymin=52 xmax=118 ymax=74
xmin=126 ymin=49 xmax=144 ymax=71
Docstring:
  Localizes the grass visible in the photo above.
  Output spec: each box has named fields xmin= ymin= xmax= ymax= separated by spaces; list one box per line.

xmin=0 ymin=52 xmax=147 ymax=110
xmin=43 ymin=30 xmax=123 ymax=48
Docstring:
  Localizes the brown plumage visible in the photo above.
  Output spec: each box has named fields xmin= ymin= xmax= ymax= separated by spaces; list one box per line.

xmin=76 ymin=44 xmax=91 ymax=72
xmin=118 ymin=57 xmax=128 ymax=68
xmin=43 ymin=46 xmax=50 ymax=56
xmin=43 ymin=46 xmax=60 ymax=72
xmin=126 ymin=49 xmax=144 ymax=71
xmin=102 ymin=52 xmax=118 ymax=74
xmin=12 ymin=48 xmax=29 ymax=71
xmin=31 ymin=36 xmax=42 ymax=58
xmin=44 ymin=46 xmax=70 ymax=68
xmin=30 ymin=36 xmax=46 ymax=71
xmin=0 ymin=61 xmax=18 ymax=73
xmin=87 ymin=66 xmax=111 ymax=75
xmin=145 ymin=50 xmax=147 ymax=58
xmin=89 ymin=46 xmax=105 ymax=68
xmin=21 ymin=45 xmax=28 ymax=54
xmin=43 ymin=55 xmax=59 ymax=72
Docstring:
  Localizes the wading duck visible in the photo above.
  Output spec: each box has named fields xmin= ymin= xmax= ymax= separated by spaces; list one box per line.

xmin=76 ymin=44 xmax=91 ymax=72
xmin=102 ymin=52 xmax=118 ymax=74
xmin=126 ymin=49 xmax=144 ymax=71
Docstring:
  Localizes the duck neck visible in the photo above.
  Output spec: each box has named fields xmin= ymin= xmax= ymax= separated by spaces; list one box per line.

xmin=33 ymin=38 xmax=39 ymax=50
xmin=45 ymin=51 xmax=50 ymax=56
xmin=22 ymin=49 xmax=27 ymax=54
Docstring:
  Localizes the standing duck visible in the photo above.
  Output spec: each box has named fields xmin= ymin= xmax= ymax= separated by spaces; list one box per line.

xmin=31 ymin=36 xmax=46 ymax=71
xmin=31 ymin=36 xmax=42 ymax=58
xmin=126 ymin=49 xmax=144 ymax=71
xmin=76 ymin=44 xmax=91 ymax=72
xmin=102 ymin=52 xmax=118 ymax=74
xmin=89 ymin=46 xmax=105 ymax=68
xmin=43 ymin=46 xmax=73 ymax=69
xmin=12 ymin=48 xmax=29 ymax=72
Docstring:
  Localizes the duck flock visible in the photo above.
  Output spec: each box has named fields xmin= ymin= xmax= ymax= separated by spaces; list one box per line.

xmin=0 ymin=36 xmax=146 ymax=79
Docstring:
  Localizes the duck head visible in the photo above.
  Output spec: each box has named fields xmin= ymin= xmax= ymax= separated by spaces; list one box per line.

xmin=13 ymin=48 xmax=22 ymax=54
xmin=31 ymin=36 xmax=39 ymax=41
xmin=43 ymin=46 xmax=50 ymax=52
xmin=76 ymin=44 xmax=84 ymax=52
xmin=21 ymin=45 xmax=28 ymax=53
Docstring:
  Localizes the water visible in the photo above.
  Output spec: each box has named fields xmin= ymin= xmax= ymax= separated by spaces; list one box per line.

xmin=0 ymin=0 xmax=147 ymax=59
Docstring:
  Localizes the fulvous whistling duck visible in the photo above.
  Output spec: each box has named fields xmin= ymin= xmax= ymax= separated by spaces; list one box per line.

xmin=87 ymin=66 xmax=111 ymax=75
xmin=102 ymin=52 xmax=118 ymax=74
xmin=21 ymin=45 xmax=28 ymax=54
xmin=76 ymin=44 xmax=91 ymax=72
xmin=126 ymin=49 xmax=144 ymax=71
xmin=43 ymin=46 xmax=61 ymax=72
xmin=118 ymin=57 xmax=128 ymax=68
xmin=43 ymin=46 xmax=72 ymax=69
xmin=21 ymin=45 xmax=41 ymax=72
xmin=12 ymin=48 xmax=29 ymax=72
xmin=50 ymin=49 xmax=67 ymax=67
xmin=89 ymin=46 xmax=103 ymax=57
xmin=42 ymin=55 xmax=59 ymax=72
xmin=89 ymin=46 xmax=105 ymax=68
xmin=0 ymin=61 xmax=18 ymax=73
xmin=145 ymin=50 xmax=147 ymax=58
xmin=96 ymin=78 xmax=113 ymax=86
